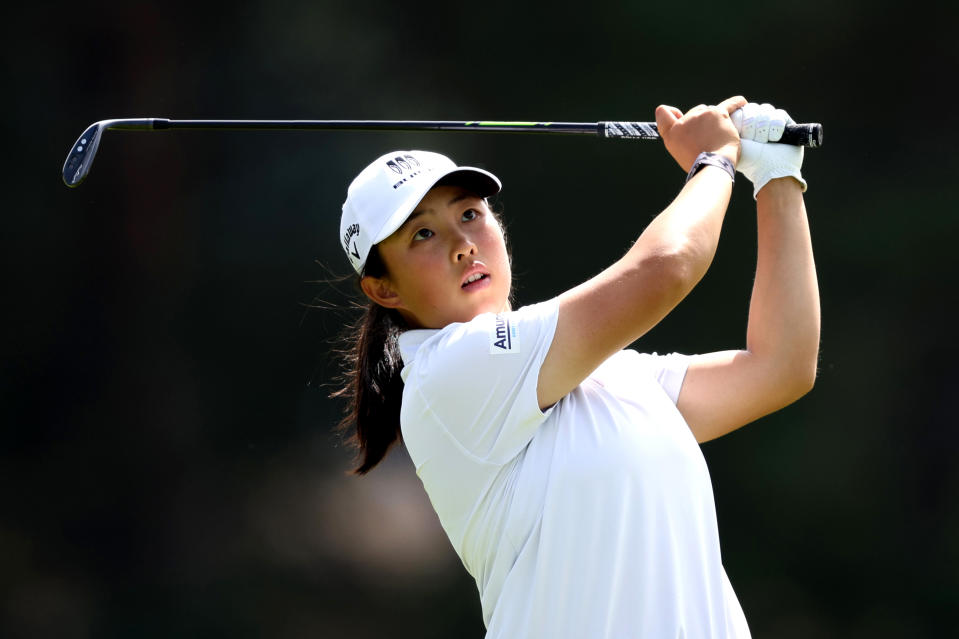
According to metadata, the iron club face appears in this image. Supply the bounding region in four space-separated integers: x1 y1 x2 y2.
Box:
62 119 163 187
62 121 106 188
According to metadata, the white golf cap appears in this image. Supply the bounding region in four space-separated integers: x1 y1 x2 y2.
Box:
340 150 501 274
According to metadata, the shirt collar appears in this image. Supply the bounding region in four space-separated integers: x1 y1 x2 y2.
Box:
398 328 439 365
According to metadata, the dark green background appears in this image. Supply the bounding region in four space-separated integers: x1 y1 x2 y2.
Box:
3 1 957 637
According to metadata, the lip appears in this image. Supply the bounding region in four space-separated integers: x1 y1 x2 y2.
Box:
460 262 490 289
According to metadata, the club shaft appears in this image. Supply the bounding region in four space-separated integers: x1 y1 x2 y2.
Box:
137 118 822 147
156 119 601 135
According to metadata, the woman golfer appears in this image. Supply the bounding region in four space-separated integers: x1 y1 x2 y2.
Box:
334 95 819 638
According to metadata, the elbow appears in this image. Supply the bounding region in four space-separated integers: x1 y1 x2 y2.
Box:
638 239 712 297
782 352 819 403
794 365 817 399
754 327 820 406
627 253 697 312
801 353 820 394
762 367 815 415
796 334 821 396
753 345 818 409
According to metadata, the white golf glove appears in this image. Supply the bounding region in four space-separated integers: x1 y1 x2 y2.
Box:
731 102 807 199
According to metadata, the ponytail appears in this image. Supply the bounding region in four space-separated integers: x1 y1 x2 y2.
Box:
331 247 406 474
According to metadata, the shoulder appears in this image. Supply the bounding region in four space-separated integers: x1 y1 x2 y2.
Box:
399 300 561 463
400 299 560 377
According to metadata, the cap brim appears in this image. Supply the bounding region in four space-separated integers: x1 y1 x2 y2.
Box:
371 166 502 245
434 167 501 198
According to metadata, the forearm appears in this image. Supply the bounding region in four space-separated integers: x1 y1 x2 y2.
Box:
625 166 733 289
538 99 743 409
560 166 732 350
542 168 732 409
746 178 820 391
621 97 742 294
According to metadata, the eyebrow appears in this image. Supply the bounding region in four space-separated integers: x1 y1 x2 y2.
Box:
400 192 478 233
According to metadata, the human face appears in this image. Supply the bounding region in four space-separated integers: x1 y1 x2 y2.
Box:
362 185 512 329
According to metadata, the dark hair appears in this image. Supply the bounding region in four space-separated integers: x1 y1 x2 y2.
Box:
331 246 406 475
332 195 510 475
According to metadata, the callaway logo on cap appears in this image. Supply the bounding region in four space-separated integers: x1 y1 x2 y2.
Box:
339 150 502 274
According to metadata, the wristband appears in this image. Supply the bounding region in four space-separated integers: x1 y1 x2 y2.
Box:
686 151 735 185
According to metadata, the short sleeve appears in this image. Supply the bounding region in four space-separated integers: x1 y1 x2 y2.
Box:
590 350 691 404
399 299 559 464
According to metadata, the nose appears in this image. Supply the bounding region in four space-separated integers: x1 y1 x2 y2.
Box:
451 229 477 262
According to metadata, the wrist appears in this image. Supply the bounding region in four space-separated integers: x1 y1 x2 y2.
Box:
686 151 735 185
756 176 804 201
717 143 739 168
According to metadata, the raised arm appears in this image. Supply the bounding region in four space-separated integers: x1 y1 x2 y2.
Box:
677 103 820 441
677 179 819 441
537 96 746 410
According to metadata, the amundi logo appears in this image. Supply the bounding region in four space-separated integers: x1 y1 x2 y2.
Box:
386 154 421 174
489 314 520 355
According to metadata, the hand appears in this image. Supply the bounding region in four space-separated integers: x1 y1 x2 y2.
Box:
731 102 807 199
656 95 746 172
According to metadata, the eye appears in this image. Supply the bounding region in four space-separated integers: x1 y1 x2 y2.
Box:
413 228 434 241
462 208 479 222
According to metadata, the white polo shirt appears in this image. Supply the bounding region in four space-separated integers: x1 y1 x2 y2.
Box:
398 299 750 639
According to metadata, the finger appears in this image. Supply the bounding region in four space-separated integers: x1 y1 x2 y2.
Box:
740 103 758 140
718 95 747 114
753 103 775 143
655 104 680 135
768 108 788 142
730 108 744 133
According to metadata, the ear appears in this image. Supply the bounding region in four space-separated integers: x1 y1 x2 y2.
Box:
360 275 405 310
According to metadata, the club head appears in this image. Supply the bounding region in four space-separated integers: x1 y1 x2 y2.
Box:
62 119 161 187
62 121 106 188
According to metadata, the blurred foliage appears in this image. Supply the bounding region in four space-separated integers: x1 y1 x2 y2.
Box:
2 0 957 637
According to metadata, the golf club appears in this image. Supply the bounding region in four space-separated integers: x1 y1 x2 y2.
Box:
62 118 824 188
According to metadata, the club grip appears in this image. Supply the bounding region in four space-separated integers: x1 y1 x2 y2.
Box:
780 123 823 148
602 121 823 148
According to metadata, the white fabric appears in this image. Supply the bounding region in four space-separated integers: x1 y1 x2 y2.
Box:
398 300 750 639
732 102 807 199
732 102 788 144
